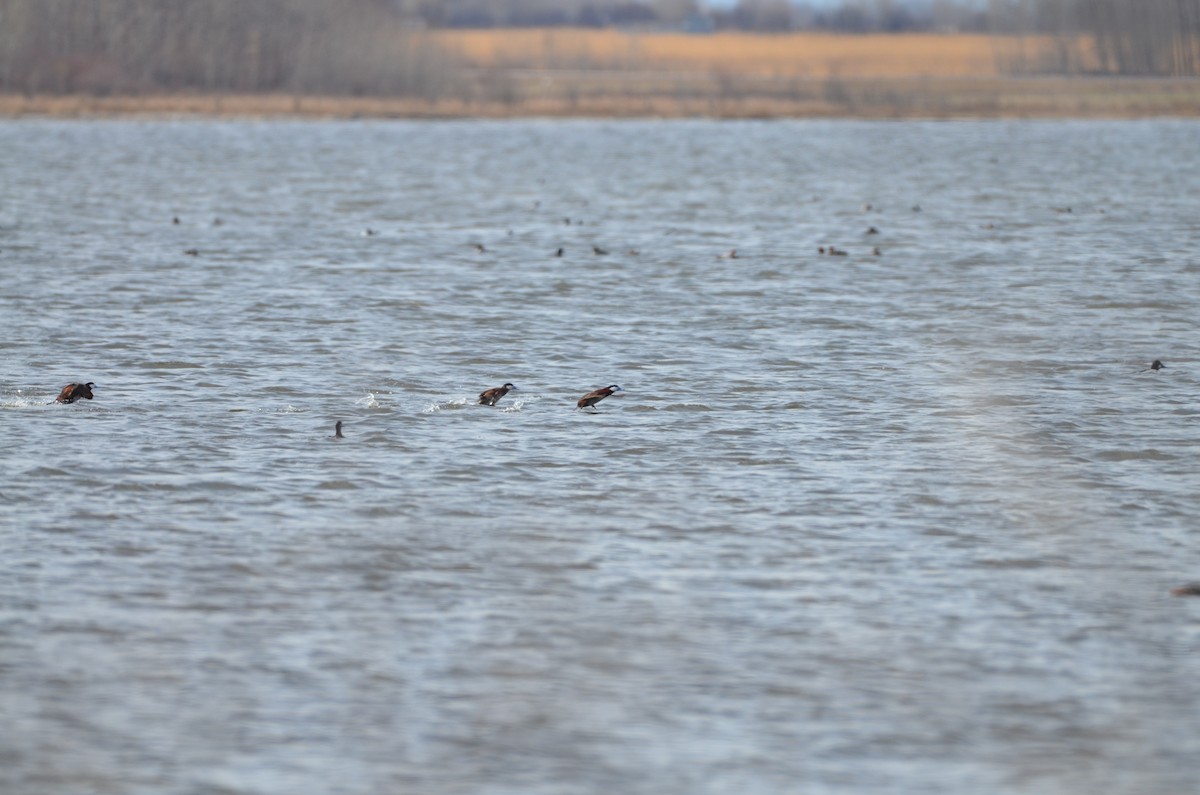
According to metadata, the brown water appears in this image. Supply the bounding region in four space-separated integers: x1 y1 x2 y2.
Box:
2 119 1199 794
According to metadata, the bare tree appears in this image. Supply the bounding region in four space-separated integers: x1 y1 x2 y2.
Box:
0 0 466 96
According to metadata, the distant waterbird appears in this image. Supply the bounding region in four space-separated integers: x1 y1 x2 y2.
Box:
1171 584 1200 597
1150 359 1165 371
577 384 622 411
592 245 608 256
479 383 517 406
333 420 344 439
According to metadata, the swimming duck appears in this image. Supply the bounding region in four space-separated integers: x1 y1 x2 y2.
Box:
1150 359 1165 371
577 384 622 410
55 382 95 404
479 383 517 406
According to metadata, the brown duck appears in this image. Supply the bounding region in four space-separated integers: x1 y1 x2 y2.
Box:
479 383 517 406
55 382 95 404
576 384 622 410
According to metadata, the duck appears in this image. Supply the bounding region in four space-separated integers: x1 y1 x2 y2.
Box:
55 382 95 404
479 383 517 406
333 421 344 439
577 384 622 411
1150 359 1165 371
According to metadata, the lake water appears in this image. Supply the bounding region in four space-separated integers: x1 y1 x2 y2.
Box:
2 118 1199 794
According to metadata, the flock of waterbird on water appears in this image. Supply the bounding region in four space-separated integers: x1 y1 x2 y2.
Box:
55 161 1200 591
53 379 622 411
52 360 1195 596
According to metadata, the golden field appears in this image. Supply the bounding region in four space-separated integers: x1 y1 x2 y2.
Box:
434 30 1083 78
3 30 1199 119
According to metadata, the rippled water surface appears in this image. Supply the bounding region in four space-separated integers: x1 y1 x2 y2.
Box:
2 119 1200 794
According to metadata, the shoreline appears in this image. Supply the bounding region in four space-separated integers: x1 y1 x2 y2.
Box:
3 79 1199 121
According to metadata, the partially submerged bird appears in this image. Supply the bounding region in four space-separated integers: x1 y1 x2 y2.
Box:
577 384 622 411
1150 359 1165 371
333 421 344 439
479 383 517 406
55 382 95 404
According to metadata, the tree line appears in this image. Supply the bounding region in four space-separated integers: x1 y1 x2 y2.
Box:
0 0 461 96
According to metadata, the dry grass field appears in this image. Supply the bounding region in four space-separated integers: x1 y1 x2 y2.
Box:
3 30 1198 118
435 30 1078 78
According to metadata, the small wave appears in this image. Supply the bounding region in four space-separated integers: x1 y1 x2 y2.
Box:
1 391 52 409
1094 448 1175 462
316 480 360 490
139 361 205 369
424 397 470 414
355 392 383 409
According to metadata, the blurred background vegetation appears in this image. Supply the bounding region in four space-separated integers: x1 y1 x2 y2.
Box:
0 0 1197 112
